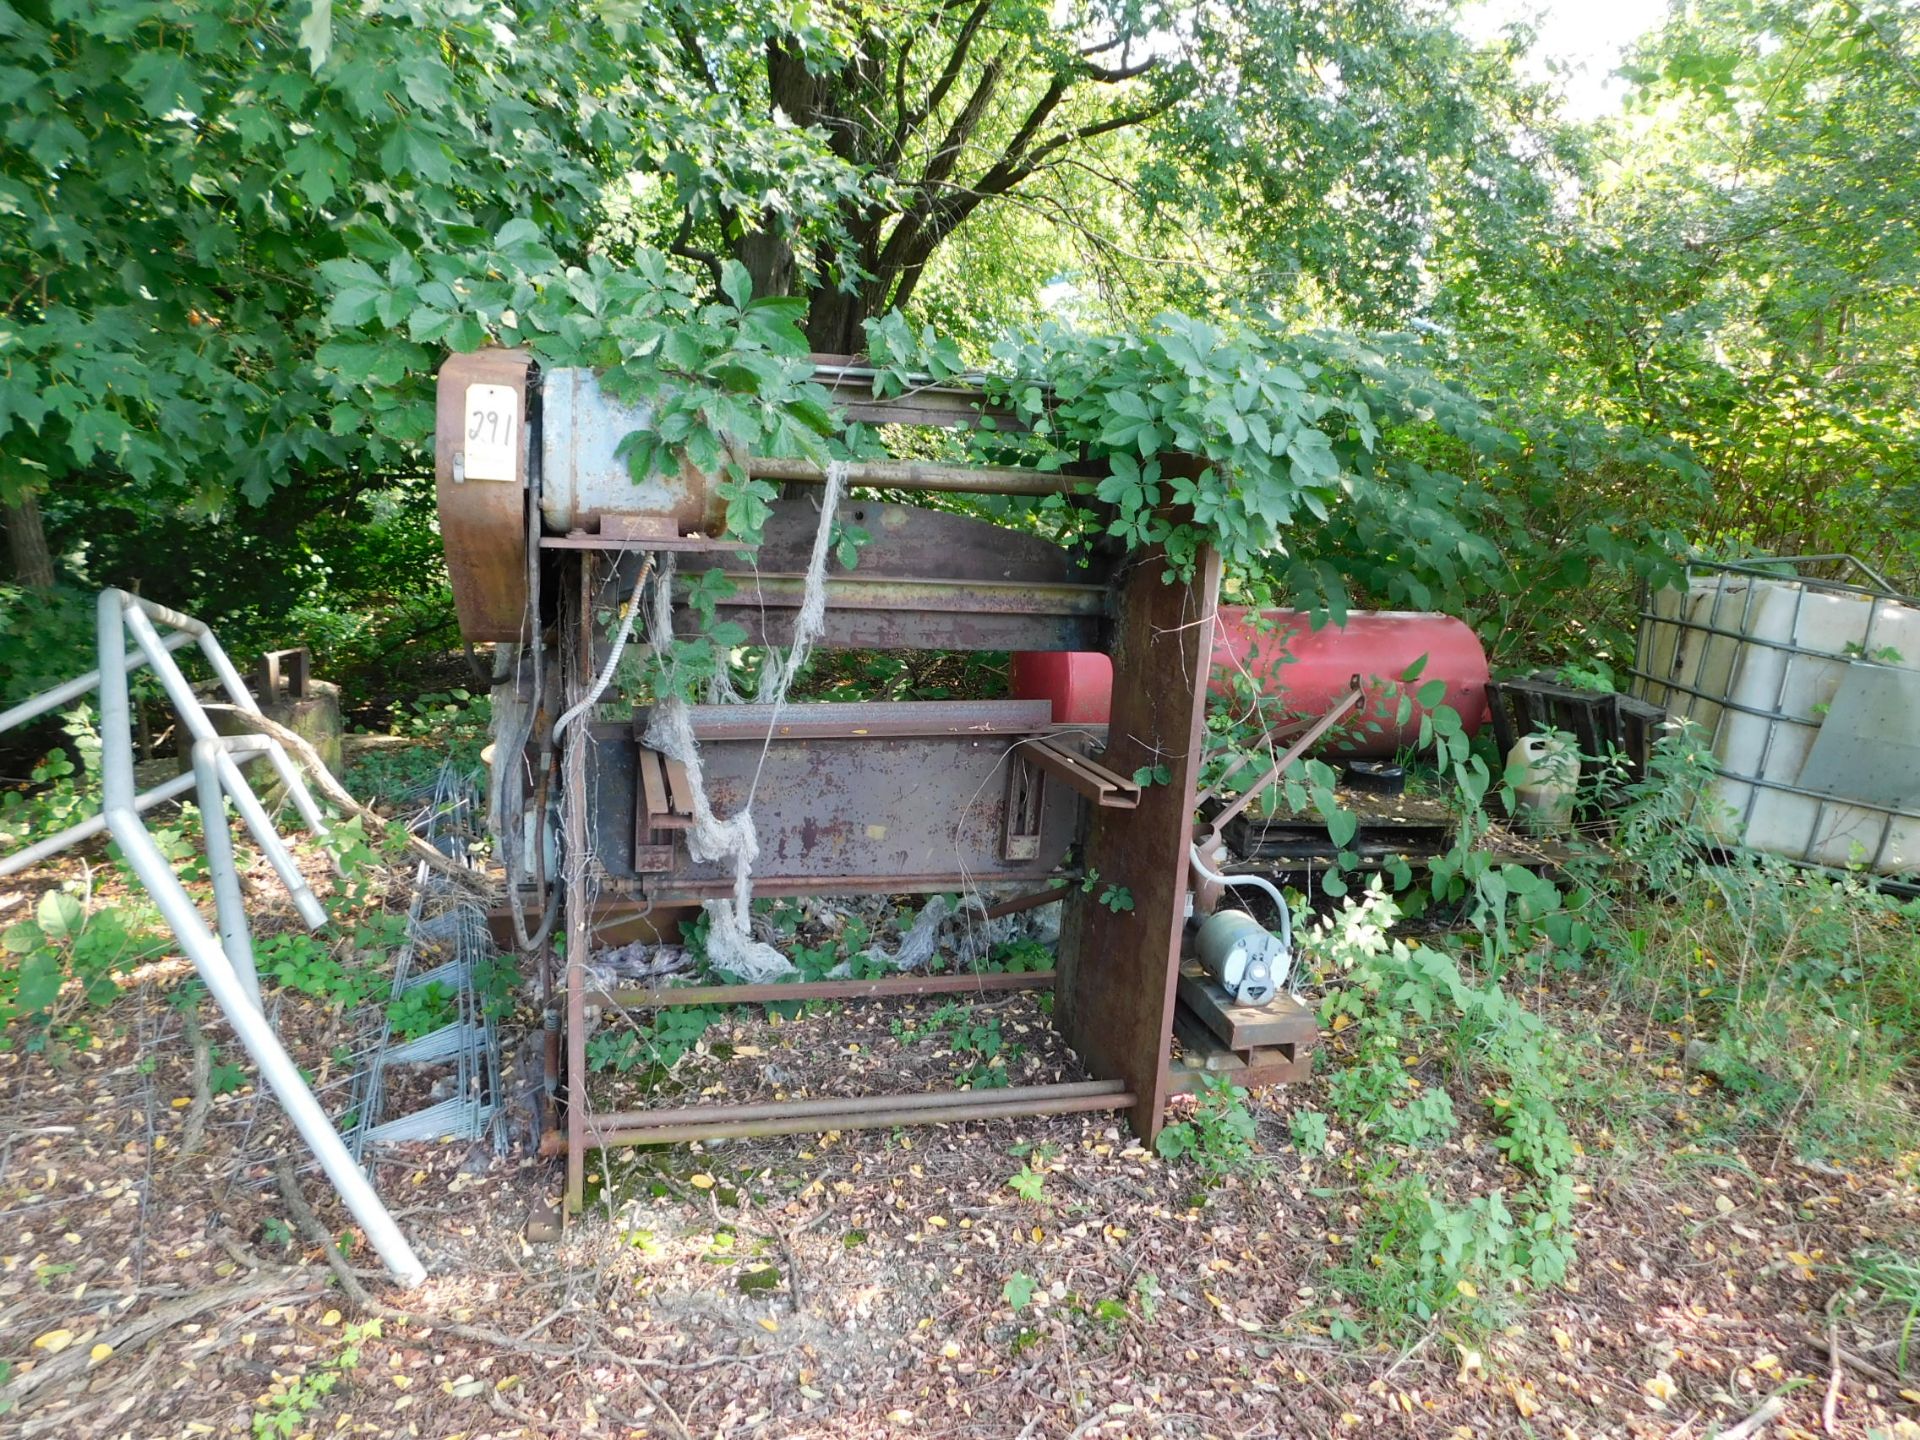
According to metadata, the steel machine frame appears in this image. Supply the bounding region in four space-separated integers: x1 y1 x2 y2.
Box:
436 350 1314 1211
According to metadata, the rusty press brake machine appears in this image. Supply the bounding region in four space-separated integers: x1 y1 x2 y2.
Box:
436 351 1319 1210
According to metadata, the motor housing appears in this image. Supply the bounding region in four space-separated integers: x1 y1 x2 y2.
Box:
1195 909 1285 1006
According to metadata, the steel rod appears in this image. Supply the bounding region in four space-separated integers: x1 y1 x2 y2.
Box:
746 455 1077 498
213 747 329 929
982 885 1071 919
193 739 262 1010
596 968 1055 1010
191 622 331 839
592 1078 1124 1133
0 625 196 733
0 767 201 877
574 1088 1135 1148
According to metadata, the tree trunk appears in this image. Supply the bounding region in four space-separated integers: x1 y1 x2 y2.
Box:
4 489 54 588
804 283 872 357
738 226 798 301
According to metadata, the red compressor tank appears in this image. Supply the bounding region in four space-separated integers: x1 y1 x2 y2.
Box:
1013 609 1491 756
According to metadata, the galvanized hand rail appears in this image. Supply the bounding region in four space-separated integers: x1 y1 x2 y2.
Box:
0 589 426 1287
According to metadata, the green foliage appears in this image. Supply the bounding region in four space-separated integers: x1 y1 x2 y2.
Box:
983 938 1053 974
260 931 381 1011
1288 1110 1331 1157
1007 1166 1047 1204
385 981 456 1042
316 234 839 556
0 736 88 852
251 1320 381 1440
1311 879 1577 1334
1001 1271 1038 1313
0 0 850 511
1 891 161 1046
586 1008 722 1074
470 953 523 1024
1155 1075 1258 1185
1439 0 1920 592
1845 1247 1920 1375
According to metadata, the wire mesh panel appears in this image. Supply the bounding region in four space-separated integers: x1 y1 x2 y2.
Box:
345 762 505 1157
1631 556 1920 875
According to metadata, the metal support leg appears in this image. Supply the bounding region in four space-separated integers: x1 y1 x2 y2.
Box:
212 746 328 929
193 738 263 1011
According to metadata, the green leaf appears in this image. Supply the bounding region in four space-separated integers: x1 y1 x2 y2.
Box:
299 0 333 72
1326 808 1358 849
35 890 80 948
15 950 61 1015
126 50 203 117
719 260 753 310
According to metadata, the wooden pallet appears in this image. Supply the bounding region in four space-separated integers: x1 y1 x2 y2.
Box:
1487 674 1666 785
1169 962 1316 1092
1224 789 1455 863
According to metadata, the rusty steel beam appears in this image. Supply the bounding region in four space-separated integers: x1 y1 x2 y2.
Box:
563 560 594 1213
746 455 1075 497
592 968 1054 1010
591 1078 1120 1132
983 884 1072 919
1021 740 1141 809
628 871 1074 902
565 1084 1135 1149
673 698 1053 742
1056 530 1223 1145
678 573 1107 618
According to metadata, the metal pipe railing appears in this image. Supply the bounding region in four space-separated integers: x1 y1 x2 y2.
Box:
0 589 426 1287
0 768 198 877
0 625 196 733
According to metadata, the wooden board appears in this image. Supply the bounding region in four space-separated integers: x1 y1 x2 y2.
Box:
1168 1017 1312 1091
1175 963 1317 1054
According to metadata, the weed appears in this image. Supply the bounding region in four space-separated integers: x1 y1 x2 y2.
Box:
1007 1166 1047 1203
1132 1270 1163 1323
587 1007 723 1073
209 1054 248 1096
1002 1271 1038 1312
1288 1110 1331 1155
259 931 381 1011
1 891 164 1049
1845 1246 1920 1373
252 1319 380 1439
1156 1075 1259 1184
385 981 456 1041
985 938 1053 973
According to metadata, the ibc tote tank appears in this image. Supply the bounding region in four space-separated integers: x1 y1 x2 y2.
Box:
1013 609 1492 757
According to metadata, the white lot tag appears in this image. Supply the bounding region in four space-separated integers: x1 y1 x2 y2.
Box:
461 383 520 481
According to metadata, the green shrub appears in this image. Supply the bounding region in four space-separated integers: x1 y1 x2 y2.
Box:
1156 1075 1260 1184
1 892 164 1048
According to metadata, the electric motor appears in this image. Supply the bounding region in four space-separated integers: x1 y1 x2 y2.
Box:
1195 909 1286 1006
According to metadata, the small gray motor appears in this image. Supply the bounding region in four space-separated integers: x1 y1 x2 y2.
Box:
1194 909 1287 1006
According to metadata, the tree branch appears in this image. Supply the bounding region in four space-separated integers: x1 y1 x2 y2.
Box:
1083 56 1160 82
888 0 996 167
668 11 718 95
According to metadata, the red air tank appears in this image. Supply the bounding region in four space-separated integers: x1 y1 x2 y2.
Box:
1013 609 1491 756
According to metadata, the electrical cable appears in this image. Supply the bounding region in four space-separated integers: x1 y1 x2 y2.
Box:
1188 842 1294 980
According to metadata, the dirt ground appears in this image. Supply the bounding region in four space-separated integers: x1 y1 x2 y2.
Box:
2 851 1918 1440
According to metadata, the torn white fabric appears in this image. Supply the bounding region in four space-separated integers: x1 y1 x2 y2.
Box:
642 465 849 981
